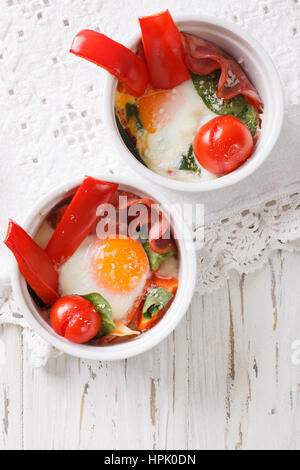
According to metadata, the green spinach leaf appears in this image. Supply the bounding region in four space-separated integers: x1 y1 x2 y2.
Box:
125 103 144 131
191 71 257 137
82 293 115 338
143 288 174 321
143 241 176 271
178 145 201 175
115 113 146 166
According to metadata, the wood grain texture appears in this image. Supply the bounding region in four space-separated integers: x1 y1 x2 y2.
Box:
1 251 300 450
0 325 23 450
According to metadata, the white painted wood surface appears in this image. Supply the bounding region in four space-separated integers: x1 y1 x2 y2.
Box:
1 249 300 450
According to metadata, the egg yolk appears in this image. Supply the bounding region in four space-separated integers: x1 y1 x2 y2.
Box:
138 89 184 134
92 237 149 294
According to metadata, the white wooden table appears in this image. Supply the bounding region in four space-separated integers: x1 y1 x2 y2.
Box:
1 249 299 450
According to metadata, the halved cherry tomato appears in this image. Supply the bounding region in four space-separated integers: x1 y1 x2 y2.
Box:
50 295 101 344
194 116 254 175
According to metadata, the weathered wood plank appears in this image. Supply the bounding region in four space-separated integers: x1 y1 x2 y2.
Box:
23 351 80 450
15 251 300 450
226 251 300 450
0 325 23 450
186 291 230 450
21 289 231 450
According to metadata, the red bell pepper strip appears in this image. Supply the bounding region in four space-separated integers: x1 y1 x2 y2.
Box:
137 275 179 331
152 274 179 295
56 204 69 226
46 177 118 266
4 220 59 306
125 279 152 326
70 30 149 98
139 10 190 90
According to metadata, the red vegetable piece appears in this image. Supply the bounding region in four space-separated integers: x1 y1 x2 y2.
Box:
125 280 151 326
194 116 254 175
50 295 100 344
152 274 179 295
70 30 149 97
139 10 190 90
4 220 59 306
46 177 118 266
56 204 69 226
137 274 178 331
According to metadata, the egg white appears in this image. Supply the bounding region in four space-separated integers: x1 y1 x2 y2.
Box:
137 80 218 183
58 236 149 322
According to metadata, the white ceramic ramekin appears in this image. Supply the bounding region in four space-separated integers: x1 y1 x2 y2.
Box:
8 176 196 361
105 15 284 193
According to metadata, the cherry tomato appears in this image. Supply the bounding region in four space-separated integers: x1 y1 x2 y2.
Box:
50 295 100 344
193 116 254 175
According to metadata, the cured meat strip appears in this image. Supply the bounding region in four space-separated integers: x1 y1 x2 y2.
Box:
181 33 263 110
111 190 176 254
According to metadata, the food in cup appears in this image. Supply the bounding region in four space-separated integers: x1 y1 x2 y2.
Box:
4 177 179 345
70 10 263 183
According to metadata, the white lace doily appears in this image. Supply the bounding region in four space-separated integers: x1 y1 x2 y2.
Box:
1 0 300 366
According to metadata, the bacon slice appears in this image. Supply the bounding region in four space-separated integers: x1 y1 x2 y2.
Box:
181 33 263 110
111 190 176 254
